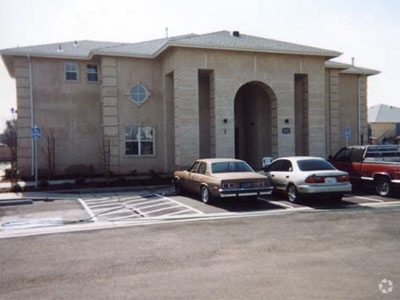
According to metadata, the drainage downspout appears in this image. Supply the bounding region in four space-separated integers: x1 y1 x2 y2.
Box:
358 75 361 145
28 54 34 176
353 57 362 145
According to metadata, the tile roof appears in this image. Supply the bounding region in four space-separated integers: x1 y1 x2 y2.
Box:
325 60 380 76
1 30 341 60
368 104 400 123
4 31 383 79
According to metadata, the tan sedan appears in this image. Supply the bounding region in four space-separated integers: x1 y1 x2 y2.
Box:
173 158 273 204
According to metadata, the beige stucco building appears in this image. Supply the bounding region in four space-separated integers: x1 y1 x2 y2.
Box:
1 31 379 177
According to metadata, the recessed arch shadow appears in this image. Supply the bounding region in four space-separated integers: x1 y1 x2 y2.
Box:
234 81 277 169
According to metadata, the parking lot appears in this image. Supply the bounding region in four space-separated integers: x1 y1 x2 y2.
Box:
79 186 399 220
1 185 400 235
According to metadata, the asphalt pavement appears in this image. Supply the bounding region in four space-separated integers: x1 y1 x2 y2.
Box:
1 204 399 300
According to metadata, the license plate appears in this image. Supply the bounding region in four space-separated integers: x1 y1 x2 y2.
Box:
241 182 252 188
325 177 337 184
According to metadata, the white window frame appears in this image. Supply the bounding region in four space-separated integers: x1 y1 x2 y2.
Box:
86 64 98 82
129 84 149 105
65 62 78 81
125 125 155 156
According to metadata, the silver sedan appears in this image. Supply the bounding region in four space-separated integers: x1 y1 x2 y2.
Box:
262 156 352 203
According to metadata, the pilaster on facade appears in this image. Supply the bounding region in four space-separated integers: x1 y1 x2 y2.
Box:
304 75 326 157
174 68 200 167
209 71 216 157
14 57 32 176
213 77 236 158
101 57 119 173
326 69 341 154
358 76 368 144
275 84 296 157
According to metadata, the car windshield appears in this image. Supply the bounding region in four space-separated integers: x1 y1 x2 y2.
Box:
297 159 335 171
211 161 254 173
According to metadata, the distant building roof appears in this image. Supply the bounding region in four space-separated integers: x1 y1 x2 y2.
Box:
368 104 400 123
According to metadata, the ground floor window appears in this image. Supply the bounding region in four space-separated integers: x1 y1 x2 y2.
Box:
125 126 154 155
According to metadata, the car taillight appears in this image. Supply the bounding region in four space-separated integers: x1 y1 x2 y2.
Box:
305 175 325 184
221 182 239 189
255 180 270 187
336 175 349 182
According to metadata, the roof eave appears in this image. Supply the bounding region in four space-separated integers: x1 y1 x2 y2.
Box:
340 68 380 76
153 42 341 59
1 54 15 78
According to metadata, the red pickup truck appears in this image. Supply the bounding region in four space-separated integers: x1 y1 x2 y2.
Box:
330 145 400 196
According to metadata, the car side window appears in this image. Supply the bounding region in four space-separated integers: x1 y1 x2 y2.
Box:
351 148 365 162
197 162 207 174
266 160 281 172
188 162 200 173
281 160 293 172
266 160 292 172
333 148 352 162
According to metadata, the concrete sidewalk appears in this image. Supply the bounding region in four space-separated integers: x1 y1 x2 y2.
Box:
0 191 91 231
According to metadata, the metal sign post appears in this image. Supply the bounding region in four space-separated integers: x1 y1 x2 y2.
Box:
31 126 41 189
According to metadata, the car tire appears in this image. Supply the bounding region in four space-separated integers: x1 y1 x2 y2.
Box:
174 179 182 195
375 176 392 197
201 186 213 204
287 184 299 203
330 194 343 202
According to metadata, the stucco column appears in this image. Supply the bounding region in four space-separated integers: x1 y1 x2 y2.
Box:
326 69 341 154
174 68 199 167
213 77 236 158
358 76 368 144
13 57 32 177
274 81 296 157
308 76 326 157
100 57 120 173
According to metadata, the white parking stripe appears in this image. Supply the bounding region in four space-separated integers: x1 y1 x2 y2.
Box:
96 208 133 216
90 202 123 209
267 200 296 209
143 204 183 214
77 198 98 222
352 195 384 202
155 194 205 215
78 192 205 221
257 197 296 209
138 202 171 211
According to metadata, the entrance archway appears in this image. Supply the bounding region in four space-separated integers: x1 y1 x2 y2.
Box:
234 81 276 169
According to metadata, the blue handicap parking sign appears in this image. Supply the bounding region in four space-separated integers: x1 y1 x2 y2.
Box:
31 126 41 140
344 126 351 137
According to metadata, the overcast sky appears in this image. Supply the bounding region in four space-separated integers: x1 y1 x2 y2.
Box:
0 0 399 132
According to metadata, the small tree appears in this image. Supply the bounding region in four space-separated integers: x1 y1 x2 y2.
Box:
1 119 18 185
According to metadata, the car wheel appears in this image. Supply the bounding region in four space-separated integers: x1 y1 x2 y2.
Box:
375 176 391 197
287 184 299 203
201 186 213 204
174 179 182 195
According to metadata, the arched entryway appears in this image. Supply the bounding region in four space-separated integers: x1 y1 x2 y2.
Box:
234 81 277 169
